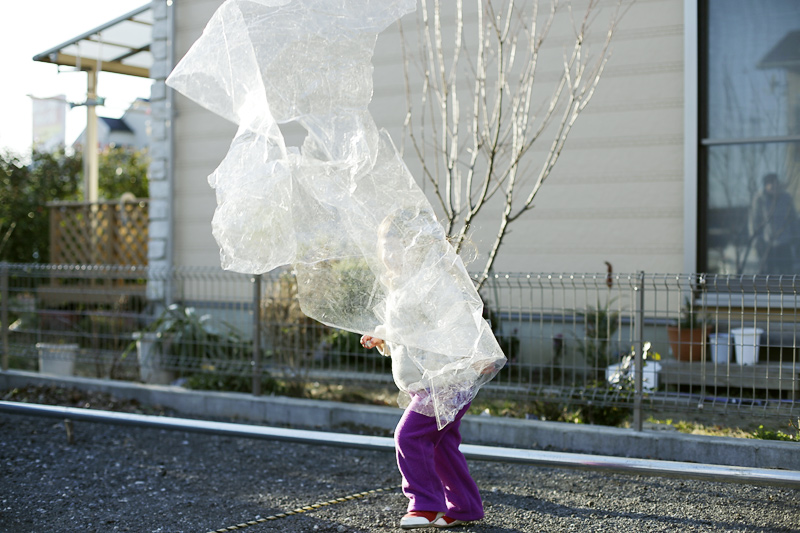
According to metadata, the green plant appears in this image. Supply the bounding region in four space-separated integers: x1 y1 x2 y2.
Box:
673 296 704 329
475 393 632 427
566 342 662 427
482 307 520 359
576 297 622 378
324 329 389 373
0 146 148 263
605 341 662 391
126 304 248 377
751 424 798 442
185 371 281 394
0 148 81 262
481 278 521 366
327 329 368 354
577 401 631 427
97 145 149 199
469 397 584 424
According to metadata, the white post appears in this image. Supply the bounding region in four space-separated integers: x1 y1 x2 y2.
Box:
85 69 99 204
683 0 699 273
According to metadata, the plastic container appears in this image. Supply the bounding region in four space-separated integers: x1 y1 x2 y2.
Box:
36 343 79 376
134 331 175 385
708 333 730 364
730 327 764 366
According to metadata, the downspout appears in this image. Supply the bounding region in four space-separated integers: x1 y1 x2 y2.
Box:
683 0 699 274
165 0 176 305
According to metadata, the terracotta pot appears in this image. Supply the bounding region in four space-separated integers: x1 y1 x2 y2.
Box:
666 326 706 362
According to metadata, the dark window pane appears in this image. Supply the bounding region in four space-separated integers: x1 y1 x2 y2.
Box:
705 142 800 274
706 0 800 140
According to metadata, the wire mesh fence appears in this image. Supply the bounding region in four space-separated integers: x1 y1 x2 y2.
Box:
1 263 797 424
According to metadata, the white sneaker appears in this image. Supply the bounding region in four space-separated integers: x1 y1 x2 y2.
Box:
434 515 468 528
400 511 445 529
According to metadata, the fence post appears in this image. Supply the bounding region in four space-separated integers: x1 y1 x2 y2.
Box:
633 271 645 432
252 274 262 396
1 263 8 372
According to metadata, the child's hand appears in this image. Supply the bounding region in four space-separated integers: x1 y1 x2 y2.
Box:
360 335 385 351
473 359 502 375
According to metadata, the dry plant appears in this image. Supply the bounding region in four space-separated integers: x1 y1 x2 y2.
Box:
400 0 631 287
261 272 329 394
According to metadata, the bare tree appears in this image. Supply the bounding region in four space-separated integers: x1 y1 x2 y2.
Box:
400 0 630 288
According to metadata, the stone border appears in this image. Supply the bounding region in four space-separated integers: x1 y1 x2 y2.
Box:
1 370 797 471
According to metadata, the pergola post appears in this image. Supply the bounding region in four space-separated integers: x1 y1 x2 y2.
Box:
85 69 99 204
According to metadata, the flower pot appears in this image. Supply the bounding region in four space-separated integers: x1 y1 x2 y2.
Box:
666 326 706 362
730 327 763 366
134 332 175 385
708 333 731 364
36 343 79 376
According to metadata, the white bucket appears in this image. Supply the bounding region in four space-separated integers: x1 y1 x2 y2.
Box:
36 343 79 376
730 328 763 366
605 361 661 391
708 333 730 364
134 332 174 385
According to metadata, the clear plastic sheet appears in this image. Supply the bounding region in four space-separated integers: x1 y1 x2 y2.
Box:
166 0 505 428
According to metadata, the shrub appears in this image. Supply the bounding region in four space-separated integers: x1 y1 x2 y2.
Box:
185 371 281 394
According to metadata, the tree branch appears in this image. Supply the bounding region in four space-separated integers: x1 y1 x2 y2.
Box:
400 0 630 282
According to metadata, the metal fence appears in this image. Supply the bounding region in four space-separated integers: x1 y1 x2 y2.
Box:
1 263 797 427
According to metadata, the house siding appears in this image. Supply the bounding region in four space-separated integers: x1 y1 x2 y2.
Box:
172 0 236 267
165 0 687 275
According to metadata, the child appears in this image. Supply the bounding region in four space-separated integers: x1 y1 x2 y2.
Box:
360 208 502 529
362 330 484 529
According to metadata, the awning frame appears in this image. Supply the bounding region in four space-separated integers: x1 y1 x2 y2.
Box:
33 4 153 79
31 3 153 204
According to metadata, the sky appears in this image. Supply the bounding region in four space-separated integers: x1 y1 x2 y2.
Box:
0 1 153 156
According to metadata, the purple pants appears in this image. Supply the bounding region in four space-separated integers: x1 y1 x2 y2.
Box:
394 396 484 521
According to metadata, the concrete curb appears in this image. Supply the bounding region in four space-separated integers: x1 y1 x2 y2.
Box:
1 370 797 470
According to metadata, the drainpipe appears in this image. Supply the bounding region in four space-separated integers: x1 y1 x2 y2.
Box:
683 0 699 274
165 0 176 305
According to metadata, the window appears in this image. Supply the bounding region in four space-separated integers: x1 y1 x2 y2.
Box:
700 0 800 275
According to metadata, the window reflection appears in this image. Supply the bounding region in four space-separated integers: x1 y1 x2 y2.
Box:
706 1 800 140
706 143 800 274
702 0 800 274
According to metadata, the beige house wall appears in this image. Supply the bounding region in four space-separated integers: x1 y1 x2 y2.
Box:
169 0 688 275
172 0 233 267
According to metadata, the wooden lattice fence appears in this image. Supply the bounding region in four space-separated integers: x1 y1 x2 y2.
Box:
48 199 149 266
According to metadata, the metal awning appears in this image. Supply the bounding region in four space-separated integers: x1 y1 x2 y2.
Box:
33 4 153 79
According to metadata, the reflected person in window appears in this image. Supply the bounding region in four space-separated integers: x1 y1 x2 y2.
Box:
749 173 799 274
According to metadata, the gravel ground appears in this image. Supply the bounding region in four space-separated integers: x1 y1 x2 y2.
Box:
1 388 799 532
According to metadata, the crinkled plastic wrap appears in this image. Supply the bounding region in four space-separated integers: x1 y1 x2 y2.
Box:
166 0 505 429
